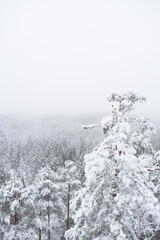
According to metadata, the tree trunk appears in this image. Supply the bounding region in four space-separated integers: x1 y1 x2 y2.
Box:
39 228 42 240
67 183 70 230
14 212 18 225
39 210 42 240
140 233 144 240
48 206 50 240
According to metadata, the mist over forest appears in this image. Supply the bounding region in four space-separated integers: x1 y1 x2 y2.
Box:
1 0 160 239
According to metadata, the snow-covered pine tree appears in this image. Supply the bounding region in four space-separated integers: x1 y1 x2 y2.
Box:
0 170 36 240
58 160 81 231
32 166 66 240
65 92 160 240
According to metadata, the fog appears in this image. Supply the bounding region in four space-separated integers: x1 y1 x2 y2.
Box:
0 0 160 115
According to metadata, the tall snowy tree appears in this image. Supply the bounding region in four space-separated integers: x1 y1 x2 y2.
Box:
0 170 36 240
65 92 160 240
58 160 81 231
32 166 66 240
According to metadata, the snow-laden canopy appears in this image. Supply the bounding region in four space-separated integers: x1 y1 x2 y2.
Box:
66 91 160 240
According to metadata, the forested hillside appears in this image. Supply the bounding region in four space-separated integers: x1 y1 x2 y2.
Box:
0 113 104 239
0 113 104 184
0 99 160 239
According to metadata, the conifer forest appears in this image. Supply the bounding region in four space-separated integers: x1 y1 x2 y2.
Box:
0 92 160 240
1 1 160 239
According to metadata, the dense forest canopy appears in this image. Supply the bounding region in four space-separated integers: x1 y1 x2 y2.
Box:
0 102 160 239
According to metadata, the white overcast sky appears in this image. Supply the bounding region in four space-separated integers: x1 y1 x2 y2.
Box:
0 0 160 115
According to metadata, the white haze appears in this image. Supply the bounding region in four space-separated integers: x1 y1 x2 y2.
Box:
0 0 160 116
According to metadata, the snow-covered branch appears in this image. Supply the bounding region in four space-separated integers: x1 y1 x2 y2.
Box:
81 123 100 130
147 167 160 171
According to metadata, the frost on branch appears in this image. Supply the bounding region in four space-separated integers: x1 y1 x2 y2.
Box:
81 123 100 130
82 91 146 135
130 116 156 155
107 92 146 114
